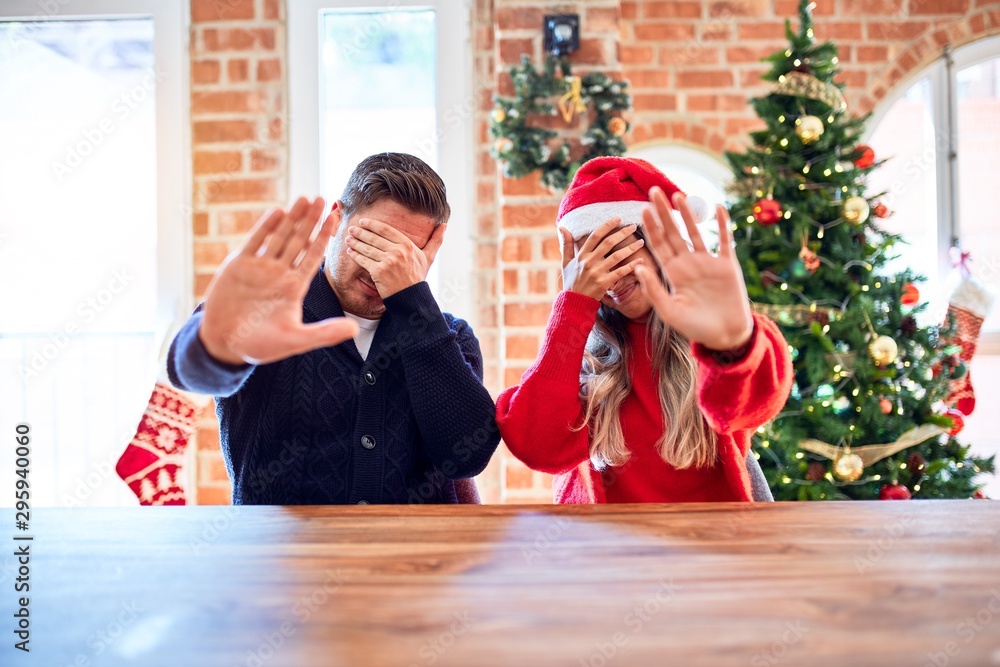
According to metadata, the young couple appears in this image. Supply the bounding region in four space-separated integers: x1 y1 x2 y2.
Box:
168 152 792 506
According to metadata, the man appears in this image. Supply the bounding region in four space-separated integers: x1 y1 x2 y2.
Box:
168 153 500 504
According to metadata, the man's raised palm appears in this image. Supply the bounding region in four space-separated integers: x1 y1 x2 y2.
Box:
199 197 358 365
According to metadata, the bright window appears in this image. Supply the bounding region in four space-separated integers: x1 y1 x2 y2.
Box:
289 0 473 320
320 9 438 194
955 55 1000 334
868 37 1000 336
867 78 940 292
869 37 1000 498
0 1 187 507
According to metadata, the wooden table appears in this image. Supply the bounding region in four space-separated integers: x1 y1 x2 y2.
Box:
4 502 1000 666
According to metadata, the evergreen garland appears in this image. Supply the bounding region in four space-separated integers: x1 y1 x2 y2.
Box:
489 54 632 191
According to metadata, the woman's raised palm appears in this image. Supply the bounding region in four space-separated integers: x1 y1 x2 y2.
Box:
634 189 754 352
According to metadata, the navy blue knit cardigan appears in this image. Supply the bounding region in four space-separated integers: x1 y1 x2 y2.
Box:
167 270 500 505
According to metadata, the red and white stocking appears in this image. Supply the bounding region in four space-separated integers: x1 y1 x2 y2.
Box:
943 277 995 416
115 381 197 505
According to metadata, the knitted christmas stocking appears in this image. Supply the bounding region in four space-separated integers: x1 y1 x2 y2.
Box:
943 277 995 416
115 381 197 505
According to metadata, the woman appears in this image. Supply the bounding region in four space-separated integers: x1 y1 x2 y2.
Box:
496 157 792 503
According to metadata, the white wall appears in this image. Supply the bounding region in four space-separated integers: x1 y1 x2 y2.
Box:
964 352 1000 497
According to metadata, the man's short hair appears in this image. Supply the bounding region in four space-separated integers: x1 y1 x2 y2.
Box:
340 152 450 225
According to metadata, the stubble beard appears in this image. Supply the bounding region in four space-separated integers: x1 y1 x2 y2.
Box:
325 237 386 319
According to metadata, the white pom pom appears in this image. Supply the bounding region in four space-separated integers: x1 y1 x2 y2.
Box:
685 195 711 223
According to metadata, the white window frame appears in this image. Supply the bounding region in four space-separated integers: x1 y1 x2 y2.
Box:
288 0 474 322
866 35 1000 352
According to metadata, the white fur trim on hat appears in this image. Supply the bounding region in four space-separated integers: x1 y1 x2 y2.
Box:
558 196 710 240
558 200 649 240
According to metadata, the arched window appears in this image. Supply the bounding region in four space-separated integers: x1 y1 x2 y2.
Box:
868 36 1000 339
868 36 1000 497
627 143 731 247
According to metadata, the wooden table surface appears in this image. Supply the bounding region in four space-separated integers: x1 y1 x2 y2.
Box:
4 501 1000 666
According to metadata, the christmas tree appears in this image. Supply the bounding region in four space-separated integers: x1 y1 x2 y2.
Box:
725 0 995 500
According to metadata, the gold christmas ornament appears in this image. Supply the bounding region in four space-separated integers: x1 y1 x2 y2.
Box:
558 76 587 123
491 107 506 123
773 71 848 111
796 115 825 144
869 335 898 366
832 452 864 482
843 196 870 224
608 117 627 137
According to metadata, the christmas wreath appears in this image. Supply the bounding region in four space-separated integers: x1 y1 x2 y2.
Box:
489 54 632 191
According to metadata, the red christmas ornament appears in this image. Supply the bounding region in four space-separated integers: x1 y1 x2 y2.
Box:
879 397 893 414
901 283 920 307
942 408 965 436
879 482 912 500
973 489 988 499
753 198 783 226
874 202 889 218
799 246 820 274
854 145 876 169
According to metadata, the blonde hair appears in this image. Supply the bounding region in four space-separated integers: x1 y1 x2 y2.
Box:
578 301 717 471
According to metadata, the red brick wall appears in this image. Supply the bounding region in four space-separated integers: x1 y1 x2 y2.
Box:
189 0 287 505
472 0 505 502
187 0 1000 504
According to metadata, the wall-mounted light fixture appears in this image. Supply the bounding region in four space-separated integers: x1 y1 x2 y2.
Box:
543 14 579 56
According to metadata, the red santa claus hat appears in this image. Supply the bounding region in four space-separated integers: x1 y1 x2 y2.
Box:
556 156 709 240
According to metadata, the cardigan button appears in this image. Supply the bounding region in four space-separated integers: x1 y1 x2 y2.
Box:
363 371 376 385
361 435 376 450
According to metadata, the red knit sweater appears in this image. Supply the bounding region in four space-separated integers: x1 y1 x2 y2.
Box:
496 291 793 503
